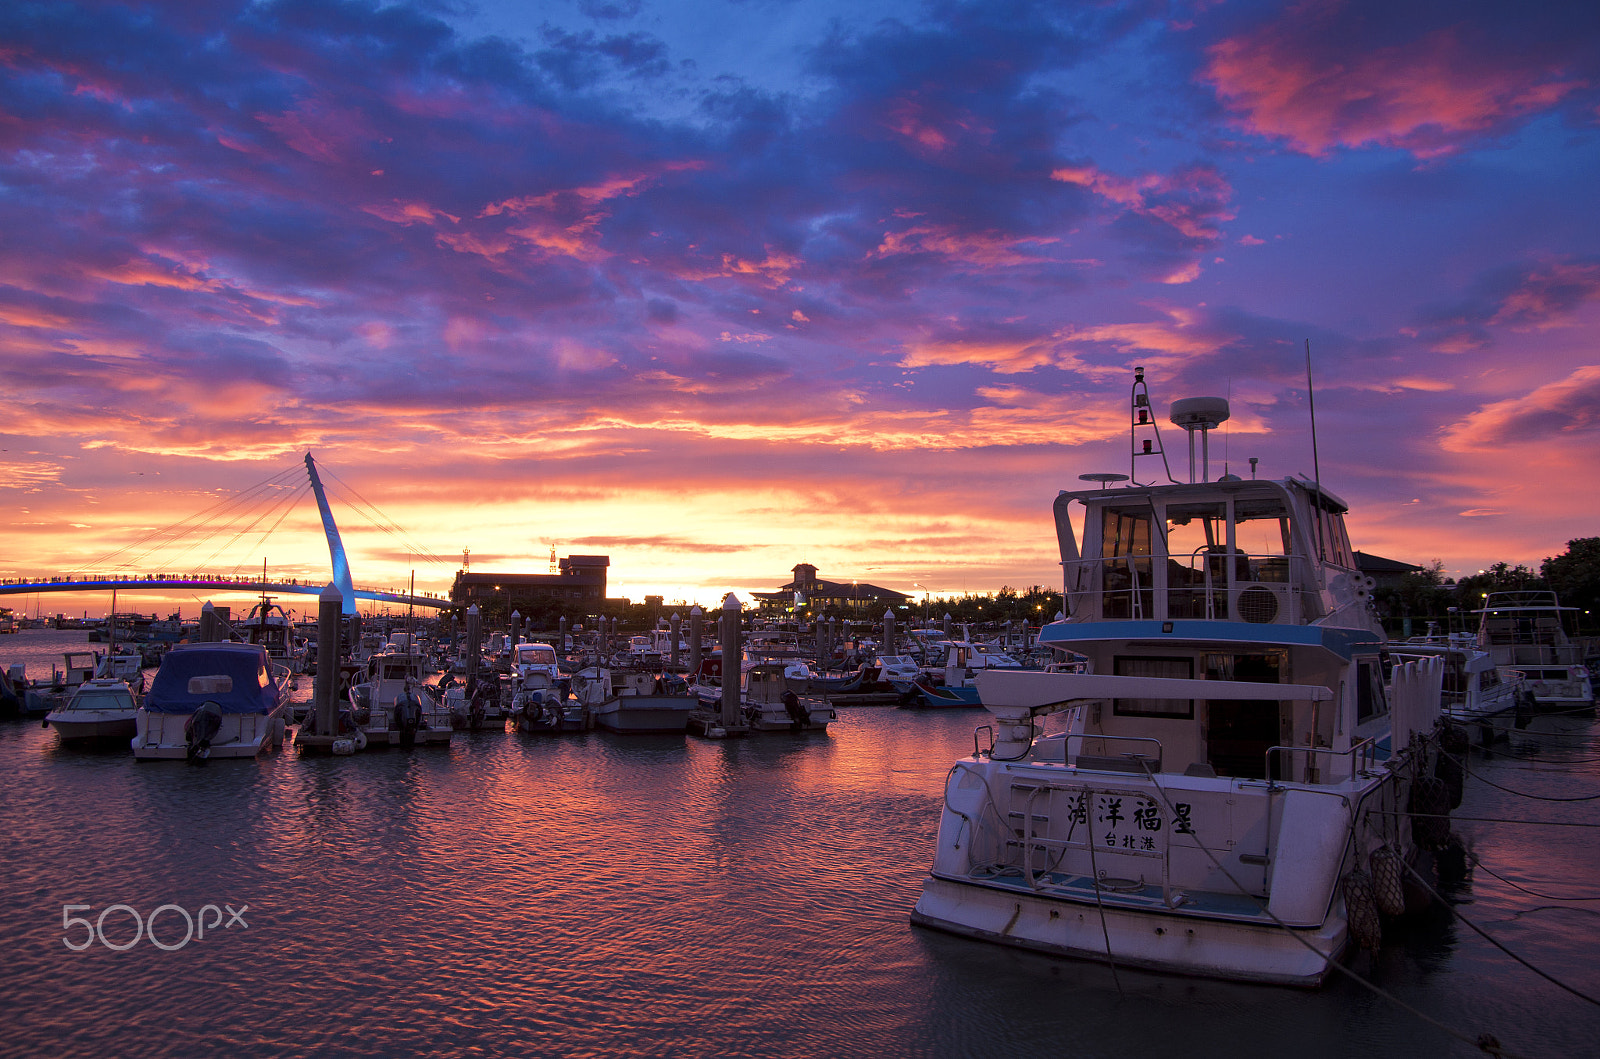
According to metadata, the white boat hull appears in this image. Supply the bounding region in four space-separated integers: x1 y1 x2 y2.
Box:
911 875 1344 987
132 709 285 760
46 712 137 740
595 695 695 733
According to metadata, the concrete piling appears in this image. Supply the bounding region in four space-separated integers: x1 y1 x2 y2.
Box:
689 606 703 679
314 583 342 737
466 604 481 688
720 593 741 729
882 608 896 658
669 612 681 671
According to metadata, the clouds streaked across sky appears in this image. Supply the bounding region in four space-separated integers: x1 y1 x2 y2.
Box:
1 0 1597 609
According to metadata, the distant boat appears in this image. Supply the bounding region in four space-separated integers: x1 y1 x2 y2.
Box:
1474 590 1594 712
1390 629 1528 743
133 642 289 760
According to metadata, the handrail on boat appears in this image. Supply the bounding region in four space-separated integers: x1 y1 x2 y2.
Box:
1264 737 1377 785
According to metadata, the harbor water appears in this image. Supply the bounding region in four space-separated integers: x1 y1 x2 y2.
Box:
3 629 1598 1058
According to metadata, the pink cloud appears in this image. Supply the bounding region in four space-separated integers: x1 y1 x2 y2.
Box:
1051 162 1234 242
1203 7 1588 157
1442 364 1600 450
874 225 1058 267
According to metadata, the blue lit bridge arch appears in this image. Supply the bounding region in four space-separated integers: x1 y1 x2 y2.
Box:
4 452 457 613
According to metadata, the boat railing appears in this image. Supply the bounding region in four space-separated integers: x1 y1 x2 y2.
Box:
1264 737 1378 785
1064 553 1309 624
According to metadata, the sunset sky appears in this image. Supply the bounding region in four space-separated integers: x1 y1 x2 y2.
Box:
2 0 1598 617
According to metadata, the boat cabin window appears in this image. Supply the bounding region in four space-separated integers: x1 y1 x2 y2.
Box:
1112 656 1193 718
1101 508 1154 619
1356 659 1387 723
189 676 232 694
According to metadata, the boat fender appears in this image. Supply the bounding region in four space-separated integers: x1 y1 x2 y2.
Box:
1433 750 1464 810
1409 776 1451 850
1438 723 1469 756
1341 869 1382 952
1369 846 1406 917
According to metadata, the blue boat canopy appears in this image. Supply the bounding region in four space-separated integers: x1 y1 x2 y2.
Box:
144 642 281 715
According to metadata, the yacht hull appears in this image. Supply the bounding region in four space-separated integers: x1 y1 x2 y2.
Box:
911 875 1344 987
132 710 285 760
46 713 137 740
595 695 695 732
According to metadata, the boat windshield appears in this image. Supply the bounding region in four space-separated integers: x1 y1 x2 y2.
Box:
68 687 136 711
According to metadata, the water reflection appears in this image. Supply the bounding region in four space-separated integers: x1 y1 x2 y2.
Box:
0 645 1597 1057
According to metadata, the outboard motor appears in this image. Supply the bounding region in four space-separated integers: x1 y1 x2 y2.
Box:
185 701 224 761
394 686 422 748
0 668 21 720
782 690 807 731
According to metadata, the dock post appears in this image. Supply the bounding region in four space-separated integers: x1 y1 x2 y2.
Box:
510 610 521 648
200 600 217 643
669 612 681 671
882 608 896 659
559 615 567 652
466 604 481 688
814 618 825 669
943 612 952 639
313 583 342 737
689 606 703 681
720 593 741 729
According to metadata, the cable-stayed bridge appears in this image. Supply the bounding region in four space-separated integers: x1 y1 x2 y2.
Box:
0 574 448 610
4 453 456 613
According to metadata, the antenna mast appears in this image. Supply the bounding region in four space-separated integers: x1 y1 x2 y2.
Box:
1306 339 1326 563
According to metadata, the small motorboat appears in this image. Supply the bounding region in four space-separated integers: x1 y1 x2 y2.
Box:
44 677 140 741
133 642 289 760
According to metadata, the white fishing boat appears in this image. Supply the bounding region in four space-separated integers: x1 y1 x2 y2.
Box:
1389 629 1526 742
1474 591 1594 712
44 677 140 741
698 661 834 731
133 642 289 760
347 634 454 747
22 651 101 717
594 668 696 732
911 375 1445 986
507 641 587 732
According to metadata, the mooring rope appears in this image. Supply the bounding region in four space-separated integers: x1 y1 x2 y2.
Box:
1133 761 1523 1058
1468 852 1600 902
1400 858 1600 1009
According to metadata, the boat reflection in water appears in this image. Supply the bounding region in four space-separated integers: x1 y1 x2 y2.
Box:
913 376 1446 986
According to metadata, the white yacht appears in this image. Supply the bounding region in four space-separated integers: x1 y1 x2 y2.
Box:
1474 591 1594 712
133 642 289 760
911 376 1445 986
45 678 140 741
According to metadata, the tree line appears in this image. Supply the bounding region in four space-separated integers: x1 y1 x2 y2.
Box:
1376 537 1600 636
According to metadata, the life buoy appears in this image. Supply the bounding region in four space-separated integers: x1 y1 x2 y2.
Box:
353 730 368 751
